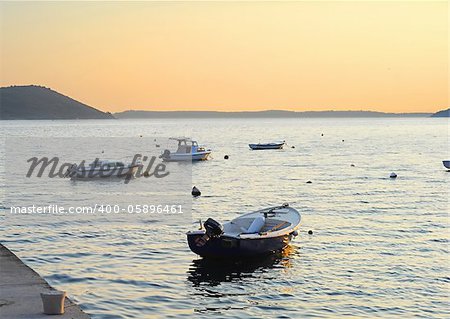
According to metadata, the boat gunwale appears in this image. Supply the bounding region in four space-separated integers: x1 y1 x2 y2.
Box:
187 206 301 240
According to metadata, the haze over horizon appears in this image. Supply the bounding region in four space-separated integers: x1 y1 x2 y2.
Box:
0 1 447 113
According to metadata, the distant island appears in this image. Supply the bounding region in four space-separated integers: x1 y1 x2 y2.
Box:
431 108 449 117
1 85 447 120
115 110 432 119
0 85 114 120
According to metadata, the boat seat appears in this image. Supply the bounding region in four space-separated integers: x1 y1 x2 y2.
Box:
261 219 291 232
242 216 265 234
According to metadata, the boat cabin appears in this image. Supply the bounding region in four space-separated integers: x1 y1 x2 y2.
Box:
171 138 202 154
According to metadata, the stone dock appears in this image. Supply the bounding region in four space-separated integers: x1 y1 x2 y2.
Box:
0 244 90 318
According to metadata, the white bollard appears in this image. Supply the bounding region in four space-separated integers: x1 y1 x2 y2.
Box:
41 291 66 315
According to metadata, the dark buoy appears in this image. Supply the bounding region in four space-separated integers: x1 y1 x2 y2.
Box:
192 186 201 197
321 133 324 136
390 172 397 179
140 135 143 138
306 180 312 184
101 150 104 153
308 230 313 235
342 139 345 142
224 155 229 159
291 146 295 149
351 164 355 167
156 144 160 148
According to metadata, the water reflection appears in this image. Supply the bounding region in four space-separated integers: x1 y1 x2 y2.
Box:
187 246 296 287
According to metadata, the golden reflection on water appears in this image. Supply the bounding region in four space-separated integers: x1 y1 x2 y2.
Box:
187 245 297 288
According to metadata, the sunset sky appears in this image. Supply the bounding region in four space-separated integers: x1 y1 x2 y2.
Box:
0 1 447 113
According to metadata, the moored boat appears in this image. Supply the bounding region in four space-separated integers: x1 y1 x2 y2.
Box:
66 160 142 179
187 204 301 258
160 138 211 162
249 141 285 150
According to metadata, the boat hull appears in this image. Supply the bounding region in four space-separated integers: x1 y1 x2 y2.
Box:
70 165 140 179
443 160 450 169
249 143 284 150
162 151 211 162
187 232 294 258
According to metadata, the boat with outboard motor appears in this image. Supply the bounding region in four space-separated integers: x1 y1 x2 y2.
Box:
160 138 211 162
66 160 142 179
187 204 301 258
249 141 285 150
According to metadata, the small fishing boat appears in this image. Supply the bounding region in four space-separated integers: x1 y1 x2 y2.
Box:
187 204 301 258
443 160 450 169
160 138 211 162
249 141 285 150
66 160 142 179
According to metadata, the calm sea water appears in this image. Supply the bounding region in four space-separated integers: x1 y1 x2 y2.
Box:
0 118 449 318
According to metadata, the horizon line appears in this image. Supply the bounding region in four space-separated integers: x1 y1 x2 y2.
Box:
115 109 435 114
1 85 446 114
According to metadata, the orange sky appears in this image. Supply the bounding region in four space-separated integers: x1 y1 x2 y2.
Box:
0 1 447 113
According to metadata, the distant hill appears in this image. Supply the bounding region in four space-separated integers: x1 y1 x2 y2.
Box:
115 110 431 119
431 108 449 117
0 85 114 120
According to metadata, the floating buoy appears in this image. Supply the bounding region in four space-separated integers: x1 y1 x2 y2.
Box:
306 180 312 184
224 155 229 159
101 150 104 153
390 172 397 178
154 139 157 142
291 146 295 149
140 135 143 138
342 139 345 142
192 186 201 197
321 133 324 136
351 164 355 167
308 230 313 235
156 144 160 148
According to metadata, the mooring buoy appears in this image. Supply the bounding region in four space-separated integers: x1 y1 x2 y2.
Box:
390 172 397 178
224 155 229 159
192 186 201 197
306 181 312 184
308 230 313 235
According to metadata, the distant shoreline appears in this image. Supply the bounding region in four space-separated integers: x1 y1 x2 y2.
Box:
114 110 433 119
1 85 448 120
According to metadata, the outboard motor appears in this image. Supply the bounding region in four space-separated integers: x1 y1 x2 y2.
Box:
159 149 170 159
64 164 77 178
195 218 223 247
204 218 223 238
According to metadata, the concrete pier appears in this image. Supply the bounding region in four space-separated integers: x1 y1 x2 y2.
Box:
0 244 90 318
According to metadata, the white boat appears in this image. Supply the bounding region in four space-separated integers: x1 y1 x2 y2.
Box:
66 160 142 179
160 138 211 162
187 204 301 258
443 160 450 169
249 141 285 150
